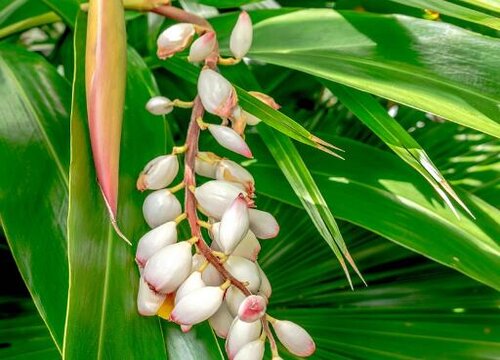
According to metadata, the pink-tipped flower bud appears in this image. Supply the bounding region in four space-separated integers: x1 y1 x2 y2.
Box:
219 194 250 254
209 302 233 339
257 264 272 299
198 69 238 118
225 285 246 317
157 23 195 59
271 320 316 357
188 31 216 63
225 256 261 292
208 124 253 158
135 221 177 268
237 295 266 323
226 318 262 360
195 151 221 178
137 276 166 316
181 325 192 333
137 154 179 191
234 339 265 360
170 286 224 325
248 91 280 110
175 271 205 305
143 241 193 294
194 180 247 219
146 96 174 115
213 224 260 261
249 209 279 239
216 159 254 194
142 189 182 228
229 11 253 59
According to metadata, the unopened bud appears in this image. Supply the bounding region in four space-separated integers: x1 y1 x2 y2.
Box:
229 11 253 59
219 194 250 254
208 124 253 158
226 318 262 360
146 96 174 115
209 302 233 339
175 271 206 304
157 23 195 59
194 180 247 219
170 286 224 325
234 339 265 360
225 286 246 316
188 31 216 63
191 253 205 272
137 276 166 316
243 110 261 126
181 324 192 333
142 189 182 228
225 256 261 292
237 295 266 323
137 155 179 191
198 69 238 118
202 263 224 286
143 241 193 294
271 320 316 357
213 224 260 261
136 221 177 268
249 209 279 239
257 264 272 299
195 151 221 178
248 91 280 110
216 159 254 193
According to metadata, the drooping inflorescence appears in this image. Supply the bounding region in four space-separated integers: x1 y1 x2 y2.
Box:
135 10 315 359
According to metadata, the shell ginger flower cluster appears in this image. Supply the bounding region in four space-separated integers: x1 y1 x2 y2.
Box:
134 10 315 359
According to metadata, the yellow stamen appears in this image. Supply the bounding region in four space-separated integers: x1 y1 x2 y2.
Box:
218 57 241 66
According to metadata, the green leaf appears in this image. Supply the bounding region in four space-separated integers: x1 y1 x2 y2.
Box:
0 0 59 39
247 9 500 138
164 322 224 359
245 134 500 290
42 0 79 27
63 12 167 358
193 0 261 8
455 0 500 14
0 44 70 351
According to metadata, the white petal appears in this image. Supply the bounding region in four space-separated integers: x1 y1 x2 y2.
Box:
188 31 216 62
202 263 224 286
191 253 205 272
219 194 249 254
146 96 173 115
171 286 224 325
229 11 253 59
157 23 195 59
243 110 261 126
237 295 266 323
216 159 254 190
136 221 177 268
137 276 166 316
225 285 246 317
175 271 206 304
234 339 264 360
257 264 272 299
198 69 237 117
225 256 261 293
195 180 247 219
272 320 316 357
225 318 261 360
138 155 179 191
248 209 279 239
195 151 221 178
231 230 260 261
143 242 192 294
142 189 182 228
208 125 253 159
209 302 234 339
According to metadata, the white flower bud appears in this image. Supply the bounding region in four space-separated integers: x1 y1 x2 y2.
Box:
219 194 249 254
229 11 253 59
137 276 166 316
195 151 221 178
209 302 233 339
225 256 261 293
146 96 174 115
137 155 179 191
198 69 238 118
170 286 224 325
202 263 224 286
181 325 192 333
271 320 316 357
243 110 261 126
143 241 192 294
191 253 205 272
175 271 205 304
188 31 216 63
234 339 265 360
135 221 177 268
213 224 260 261
257 264 272 299
208 124 253 159
142 189 182 228
226 318 262 360
157 23 195 59
194 180 247 219
249 209 279 239
225 286 246 317
237 295 266 323
216 159 254 193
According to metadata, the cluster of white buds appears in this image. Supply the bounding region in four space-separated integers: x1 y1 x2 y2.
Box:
135 9 315 359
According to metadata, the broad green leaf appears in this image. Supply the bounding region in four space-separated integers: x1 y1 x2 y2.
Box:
42 0 79 27
164 322 224 359
387 0 500 30
246 9 500 138
245 134 500 290
0 44 70 351
63 12 166 358
456 0 500 14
